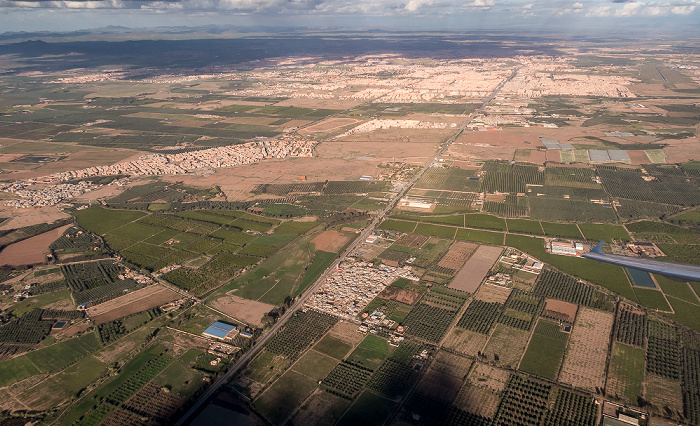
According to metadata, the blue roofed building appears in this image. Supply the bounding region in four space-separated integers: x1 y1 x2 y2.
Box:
202 321 238 341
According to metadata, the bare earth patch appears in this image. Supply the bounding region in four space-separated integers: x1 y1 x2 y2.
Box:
438 241 477 270
209 294 274 327
443 327 489 357
378 286 421 305
311 230 350 253
475 283 512 304
559 306 614 392
543 299 578 323
450 245 503 293
0 225 70 266
327 321 366 346
87 285 181 324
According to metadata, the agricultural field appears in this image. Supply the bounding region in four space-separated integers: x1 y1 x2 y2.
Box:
559 307 614 392
492 375 551 426
518 319 569 381
481 323 530 368
454 363 509 419
606 343 645 404
2 36 700 426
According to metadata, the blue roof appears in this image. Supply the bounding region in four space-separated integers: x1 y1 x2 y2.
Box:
203 327 229 339
211 321 236 332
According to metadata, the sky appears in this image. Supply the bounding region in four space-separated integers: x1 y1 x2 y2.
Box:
0 0 699 34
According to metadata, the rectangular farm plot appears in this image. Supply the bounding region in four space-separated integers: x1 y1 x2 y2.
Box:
292 350 340 382
481 324 530 368
310 230 351 253
518 319 569 381
430 351 474 379
454 363 509 419
606 343 645 404
87 285 181 324
475 283 512 304
253 370 318 425
414 368 464 404
645 372 684 415
288 389 350 426
443 327 490 357
449 245 503 293
455 228 504 245
435 241 478 274
559 306 614 392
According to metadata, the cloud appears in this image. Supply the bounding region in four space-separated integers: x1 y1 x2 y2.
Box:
671 4 695 13
465 0 494 9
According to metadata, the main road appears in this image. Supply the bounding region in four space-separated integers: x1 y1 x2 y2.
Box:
175 66 520 425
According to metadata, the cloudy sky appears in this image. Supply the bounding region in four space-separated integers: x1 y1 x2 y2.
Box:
0 0 698 33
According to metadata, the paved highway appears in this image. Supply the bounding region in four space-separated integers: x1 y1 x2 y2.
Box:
175 66 520 425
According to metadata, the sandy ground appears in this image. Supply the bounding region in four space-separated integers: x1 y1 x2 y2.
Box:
87 285 182 324
0 206 70 231
456 130 543 147
316 141 438 164
544 299 578 323
445 143 519 163
161 156 382 201
72 184 127 203
311 230 351 253
449 245 503 293
209 293 274 327
336 128 455 144
663 138 700 163
0 225 70 266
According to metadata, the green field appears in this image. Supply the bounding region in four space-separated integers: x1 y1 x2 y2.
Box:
518 319 568 381
506 218 544 235
541 221 583 239
414 223 457 239
25 333 101 373
654 274 700 303
578 223 631 242
295 251 339 297
378 219 417 233
313 335 354 360
274 221 319 235
229 231 318 304
633 288 671 311
253 370 319 425
0 353 41 387
464 214 507 231
455 228 504 245
666 297 700 332
608 343 645 403
337 390 397 426
674 210 700 222
347 335 389 370
292 350 341 381
74 207 146 235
